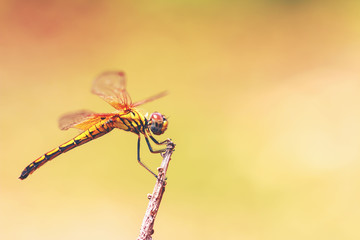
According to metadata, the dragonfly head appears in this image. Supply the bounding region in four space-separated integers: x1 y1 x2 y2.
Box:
148 112 168 135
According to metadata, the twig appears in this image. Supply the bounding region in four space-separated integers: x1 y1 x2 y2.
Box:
137 140 175 240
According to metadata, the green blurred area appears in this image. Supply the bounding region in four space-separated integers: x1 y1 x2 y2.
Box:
1 1 360 239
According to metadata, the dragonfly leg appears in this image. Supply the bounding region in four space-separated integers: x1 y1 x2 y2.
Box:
137 135 158 178
144 135 167 153
146 129 171 145
144 130 168 152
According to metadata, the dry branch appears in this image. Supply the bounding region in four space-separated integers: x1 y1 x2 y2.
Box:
137 140 175 240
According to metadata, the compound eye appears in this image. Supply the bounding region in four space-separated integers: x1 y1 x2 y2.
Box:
149 112 167 135
150 112 164 122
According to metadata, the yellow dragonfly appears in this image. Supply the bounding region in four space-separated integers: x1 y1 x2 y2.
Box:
19 71 170 180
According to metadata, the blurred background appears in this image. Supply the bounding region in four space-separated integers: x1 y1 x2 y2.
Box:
1 0 360 239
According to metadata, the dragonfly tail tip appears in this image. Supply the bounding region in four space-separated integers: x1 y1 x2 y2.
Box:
18 173 28 180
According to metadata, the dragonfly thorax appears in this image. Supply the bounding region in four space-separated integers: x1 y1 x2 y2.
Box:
148 112 168 135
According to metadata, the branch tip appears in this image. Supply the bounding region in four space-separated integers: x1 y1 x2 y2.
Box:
137 140 175 240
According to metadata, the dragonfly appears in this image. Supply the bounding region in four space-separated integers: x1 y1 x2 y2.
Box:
19 71 170 180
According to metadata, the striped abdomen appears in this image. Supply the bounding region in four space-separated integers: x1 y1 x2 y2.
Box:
19 120 113 180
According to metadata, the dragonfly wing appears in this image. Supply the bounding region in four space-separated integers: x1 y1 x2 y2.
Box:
59 110 113 131
91 71 132 110
133 91 167 107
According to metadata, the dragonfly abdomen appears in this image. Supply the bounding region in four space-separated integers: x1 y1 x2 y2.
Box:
19 121 113 180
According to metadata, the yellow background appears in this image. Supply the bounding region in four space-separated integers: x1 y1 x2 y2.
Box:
1 1 360 239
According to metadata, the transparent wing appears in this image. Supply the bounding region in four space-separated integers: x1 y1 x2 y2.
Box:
59 110 113 131
133 91 167 107
91 71 132 110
